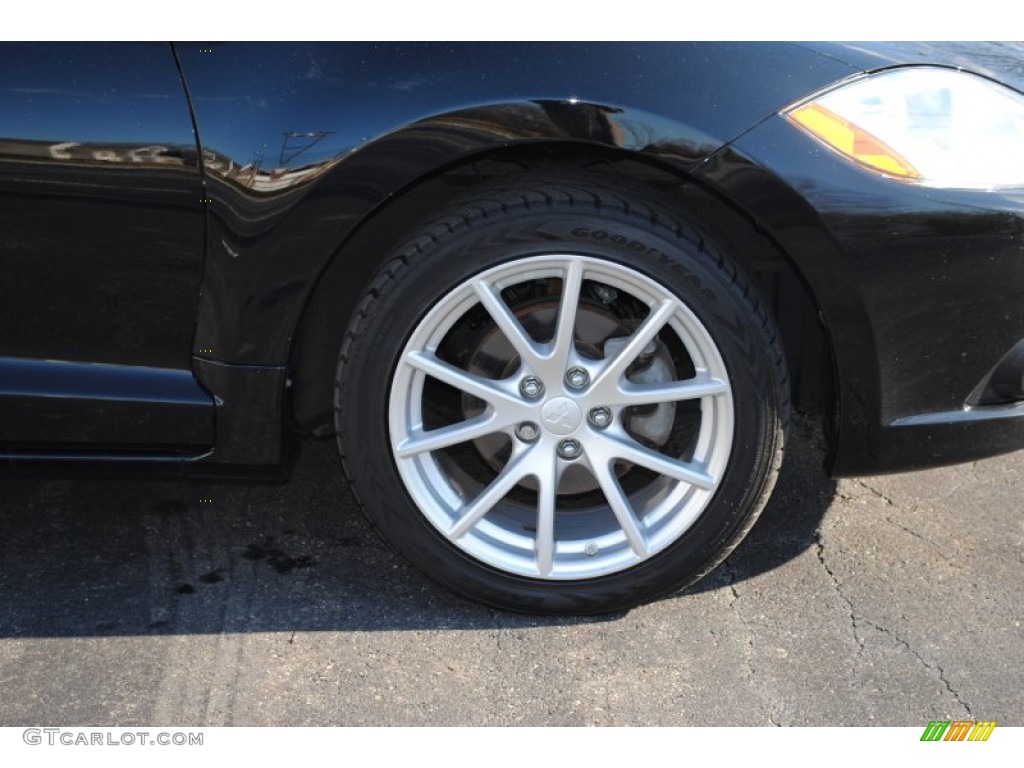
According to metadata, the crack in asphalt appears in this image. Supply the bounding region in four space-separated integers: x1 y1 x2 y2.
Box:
854 480 895 506
858 477 964 507
857 619 972 717
814 532 865 657
814 530 971 718
723 561 780 726
884 516 954 563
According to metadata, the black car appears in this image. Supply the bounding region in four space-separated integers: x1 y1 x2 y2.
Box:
2 42 1022 613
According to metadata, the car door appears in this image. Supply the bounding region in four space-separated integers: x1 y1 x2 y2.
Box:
0 42 213 455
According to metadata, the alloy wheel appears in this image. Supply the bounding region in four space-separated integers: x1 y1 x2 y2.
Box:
388 254 734 580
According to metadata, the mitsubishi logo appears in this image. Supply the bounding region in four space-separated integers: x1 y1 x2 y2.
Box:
545 401 577 428
540 397 582 436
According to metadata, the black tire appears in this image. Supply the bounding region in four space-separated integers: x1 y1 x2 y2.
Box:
336 174 788 614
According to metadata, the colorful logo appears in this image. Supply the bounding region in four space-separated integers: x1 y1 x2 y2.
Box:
920 721 997 741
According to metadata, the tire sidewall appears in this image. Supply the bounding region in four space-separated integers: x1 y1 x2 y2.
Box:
338 197 782 613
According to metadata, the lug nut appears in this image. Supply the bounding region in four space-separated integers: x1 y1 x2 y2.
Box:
516 422 540 442
557 439 582 460
519 376 544 400
565 367 589 389
588 407 612 429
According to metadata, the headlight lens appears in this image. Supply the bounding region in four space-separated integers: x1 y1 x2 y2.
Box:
784 66 1024 189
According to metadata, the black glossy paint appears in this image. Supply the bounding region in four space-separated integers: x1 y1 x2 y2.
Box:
0 356 211 450
969 339 1024 406
0 42 212 452
799 42 1024 92
0 43 205 368
697 114 1024 474
174 42 856 367
192 358 287 466
1 42 1022 476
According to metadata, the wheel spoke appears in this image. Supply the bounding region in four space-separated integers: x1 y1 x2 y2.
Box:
404 350 521 409
599 433 716 490
394 413 505 458
549 257 584 367
472 279 544 370
609 374 729 407
535 452 558 577
391 253 737 583
591 299 676 389
448 449 533 539
591 459 648 557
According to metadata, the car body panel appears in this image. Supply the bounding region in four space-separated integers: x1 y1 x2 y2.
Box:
0 356 212 451
173 41 857 368
799 41 1024 93
0 42 213 452
1 41 1022 476
697 114 1024 474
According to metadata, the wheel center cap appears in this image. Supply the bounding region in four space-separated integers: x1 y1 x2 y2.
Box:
541 397 582 435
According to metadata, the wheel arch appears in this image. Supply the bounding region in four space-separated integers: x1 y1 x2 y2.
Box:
288 142 839 452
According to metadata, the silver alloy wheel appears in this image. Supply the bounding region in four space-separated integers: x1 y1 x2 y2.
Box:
389 254 734 580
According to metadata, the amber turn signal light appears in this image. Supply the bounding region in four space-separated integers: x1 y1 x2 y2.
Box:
787 102 921 180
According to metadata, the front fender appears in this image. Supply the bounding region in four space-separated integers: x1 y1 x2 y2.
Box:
174 42 857 366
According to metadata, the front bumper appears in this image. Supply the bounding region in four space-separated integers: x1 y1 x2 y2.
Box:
695 114 1024 475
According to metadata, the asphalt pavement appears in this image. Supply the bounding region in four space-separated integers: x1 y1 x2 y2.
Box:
0 416 1020 726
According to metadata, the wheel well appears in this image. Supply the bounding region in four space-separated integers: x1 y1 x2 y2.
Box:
288 143 837 442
